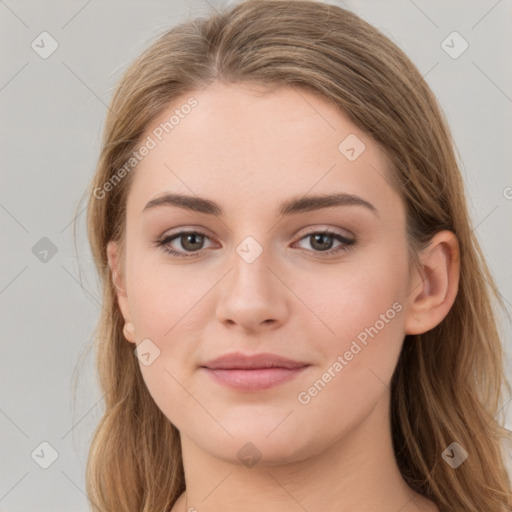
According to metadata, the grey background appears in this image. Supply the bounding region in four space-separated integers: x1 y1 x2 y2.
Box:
1 0 511 510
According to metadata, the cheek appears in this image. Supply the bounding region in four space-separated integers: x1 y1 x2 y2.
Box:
124 260 204 427
291 280 406 450
296 248 407 398
125 245 198 335
295 245 407 343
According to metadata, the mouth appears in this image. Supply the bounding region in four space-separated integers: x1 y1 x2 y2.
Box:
200 352 311 392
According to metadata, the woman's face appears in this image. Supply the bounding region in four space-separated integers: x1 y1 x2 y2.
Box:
111 82 421 464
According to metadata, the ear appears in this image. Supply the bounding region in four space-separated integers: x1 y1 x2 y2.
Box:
404 230 460 335
107 240 136 344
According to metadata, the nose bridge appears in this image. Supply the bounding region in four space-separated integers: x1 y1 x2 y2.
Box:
229 233 276 297
215 232 288 330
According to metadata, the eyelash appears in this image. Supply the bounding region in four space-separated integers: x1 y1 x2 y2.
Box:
154 228 356 259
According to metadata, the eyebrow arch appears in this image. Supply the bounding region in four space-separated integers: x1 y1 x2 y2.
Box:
142 192 378 217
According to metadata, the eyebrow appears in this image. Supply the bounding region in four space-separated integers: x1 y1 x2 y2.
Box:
142 192 378 217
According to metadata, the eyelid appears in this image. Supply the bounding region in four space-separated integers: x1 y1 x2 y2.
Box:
157 226 217 244
297 224 354 239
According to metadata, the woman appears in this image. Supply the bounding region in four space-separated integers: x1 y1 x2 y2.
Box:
83 1 512 510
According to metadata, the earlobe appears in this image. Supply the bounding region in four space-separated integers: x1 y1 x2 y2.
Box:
123 322 136 343
404 231 460 335
107 240 136 343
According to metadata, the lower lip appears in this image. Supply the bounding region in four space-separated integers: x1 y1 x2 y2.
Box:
202 366 309 392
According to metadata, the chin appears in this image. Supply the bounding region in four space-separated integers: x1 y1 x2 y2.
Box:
195 424 320 467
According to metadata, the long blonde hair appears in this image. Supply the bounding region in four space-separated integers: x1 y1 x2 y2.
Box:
82 1 512 510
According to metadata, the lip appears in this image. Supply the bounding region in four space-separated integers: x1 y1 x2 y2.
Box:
200 352 311 392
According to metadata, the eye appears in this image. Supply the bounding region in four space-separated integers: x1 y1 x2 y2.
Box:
154 228 356 259
155 230 214 258
293 228 356 257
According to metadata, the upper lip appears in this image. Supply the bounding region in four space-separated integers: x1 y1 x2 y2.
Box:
201 352 310 370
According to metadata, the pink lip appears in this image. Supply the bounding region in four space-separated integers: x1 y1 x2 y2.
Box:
200 352 310 392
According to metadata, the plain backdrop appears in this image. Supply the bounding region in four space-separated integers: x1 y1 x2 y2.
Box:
1 0 511 510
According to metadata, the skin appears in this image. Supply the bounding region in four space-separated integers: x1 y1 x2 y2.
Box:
108 82 459 512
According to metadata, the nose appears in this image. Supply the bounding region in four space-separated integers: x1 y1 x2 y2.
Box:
215 245 290 333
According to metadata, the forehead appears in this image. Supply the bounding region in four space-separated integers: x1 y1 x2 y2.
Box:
126 82 398 219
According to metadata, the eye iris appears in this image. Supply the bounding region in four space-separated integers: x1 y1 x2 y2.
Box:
310 233 334 251
181 233 204 251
